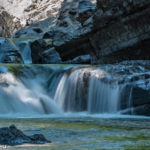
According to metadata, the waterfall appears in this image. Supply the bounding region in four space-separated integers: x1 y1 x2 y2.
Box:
54 69 88 112
0 70 62 115
88 76 120 113
0 65 123 116
54 67 120 113
15 40 32 64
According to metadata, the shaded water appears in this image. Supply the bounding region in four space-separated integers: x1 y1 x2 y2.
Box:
0 116 150 150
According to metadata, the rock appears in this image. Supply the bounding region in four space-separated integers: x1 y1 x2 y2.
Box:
30 134 49 144
30 39 53 64
121 104 150 116
54 0 150 63
12 0 97 62
0 38 23 63
12 18 54 39
0 125 51 145
42 47 62 64
65 54 91 64
0 0 64 37
0 6 21 37
43 0 96 46
1 0 150 63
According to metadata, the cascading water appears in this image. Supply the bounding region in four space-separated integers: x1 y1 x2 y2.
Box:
88 77 120 113
0 62 148 116
54 68 120 114
15 40 32 64
0 67 62 115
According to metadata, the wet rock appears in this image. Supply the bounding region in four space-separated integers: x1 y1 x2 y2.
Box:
44 0 96 61
0 38 23 63
65 54 91 64
0 125 51 145
121 104 150 116
12 18 54 39
42 47 62 64
30 39 52 64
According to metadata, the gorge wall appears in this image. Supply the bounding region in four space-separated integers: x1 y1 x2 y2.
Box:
1 0 150 64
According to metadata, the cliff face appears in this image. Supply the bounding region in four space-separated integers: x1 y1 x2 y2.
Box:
54 0 150 63
9 0 150 64
0 0 150 64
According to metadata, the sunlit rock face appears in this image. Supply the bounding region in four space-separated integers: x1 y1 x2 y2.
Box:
0 0 64 37
0 6 21 37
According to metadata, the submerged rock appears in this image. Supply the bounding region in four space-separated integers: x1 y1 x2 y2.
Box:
0 125 51 145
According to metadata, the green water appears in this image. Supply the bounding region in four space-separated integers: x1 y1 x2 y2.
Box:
0 117 150 150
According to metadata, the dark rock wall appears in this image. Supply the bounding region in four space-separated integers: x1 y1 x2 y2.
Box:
55 0 150 63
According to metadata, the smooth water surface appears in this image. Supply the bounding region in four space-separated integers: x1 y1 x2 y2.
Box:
0 115 150 150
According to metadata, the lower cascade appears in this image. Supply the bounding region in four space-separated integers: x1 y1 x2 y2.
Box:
0 61 150 116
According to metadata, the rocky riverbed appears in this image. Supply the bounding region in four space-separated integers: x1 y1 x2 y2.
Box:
0 116 150 150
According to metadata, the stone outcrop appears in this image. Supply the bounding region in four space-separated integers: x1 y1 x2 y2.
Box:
0 125 50 145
